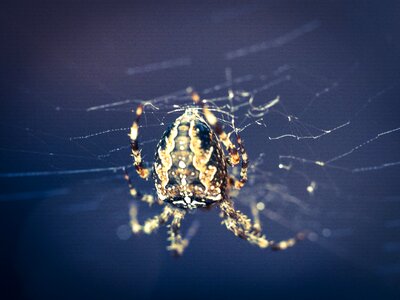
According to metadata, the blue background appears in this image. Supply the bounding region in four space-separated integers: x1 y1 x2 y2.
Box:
1 1 400 299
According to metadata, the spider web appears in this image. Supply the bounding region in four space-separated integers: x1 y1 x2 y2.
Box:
1 1 400 292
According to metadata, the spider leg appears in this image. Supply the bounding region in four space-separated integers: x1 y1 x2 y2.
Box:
225 142 248 191
233 133 249 190
249 201 309 250
191 92 240 166
123 168 163 206
129 105 152 179
250 201 262 234
192 92 248 190
270 233 306 251
226 189 261 234
219 200 304 250
166 209 189 256
219 200 269 247
129 204 173 234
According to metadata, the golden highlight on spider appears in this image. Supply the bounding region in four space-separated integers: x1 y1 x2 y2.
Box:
125 91 303 256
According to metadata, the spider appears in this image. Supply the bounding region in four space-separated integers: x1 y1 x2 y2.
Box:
125 91 304 255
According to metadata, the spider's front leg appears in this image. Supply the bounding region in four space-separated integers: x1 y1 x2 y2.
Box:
167 209 189 256
129 204 173 234
219 200 270 248
124 168 163 206
219 200 303 251
250 201 262 235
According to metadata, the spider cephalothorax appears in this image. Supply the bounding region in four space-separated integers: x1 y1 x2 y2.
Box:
125 93 303 255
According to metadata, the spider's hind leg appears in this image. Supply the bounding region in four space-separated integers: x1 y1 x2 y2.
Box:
191 91 240 165
191 91 249 190
129 105 153 179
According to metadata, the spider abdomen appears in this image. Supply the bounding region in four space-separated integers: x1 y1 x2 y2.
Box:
153 109 227 209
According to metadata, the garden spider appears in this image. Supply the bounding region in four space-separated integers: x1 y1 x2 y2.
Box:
125 91 305 255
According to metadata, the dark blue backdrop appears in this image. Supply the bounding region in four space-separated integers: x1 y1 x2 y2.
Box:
1 1 400 299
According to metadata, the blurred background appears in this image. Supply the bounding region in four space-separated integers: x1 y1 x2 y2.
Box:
1 1 400 299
